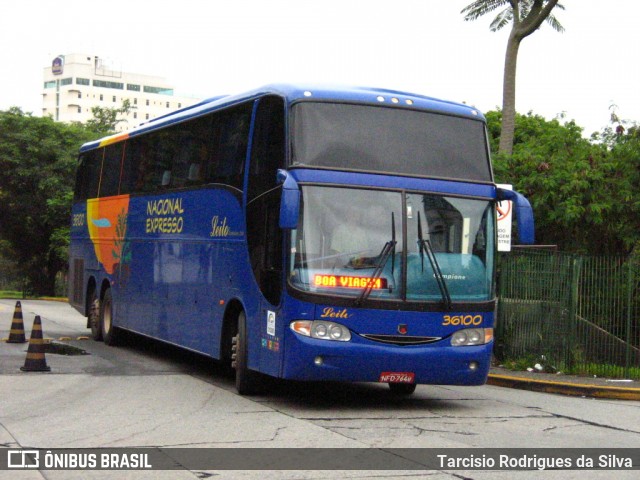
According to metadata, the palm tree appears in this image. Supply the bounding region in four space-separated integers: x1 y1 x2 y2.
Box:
462 0 565 155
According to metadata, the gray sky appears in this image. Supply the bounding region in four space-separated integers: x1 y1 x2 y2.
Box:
1 0 638 136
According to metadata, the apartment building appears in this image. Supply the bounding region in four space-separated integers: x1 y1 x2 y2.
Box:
42 54 201 131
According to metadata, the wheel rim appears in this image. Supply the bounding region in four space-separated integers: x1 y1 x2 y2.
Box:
90 297 99 325
103 299 112 334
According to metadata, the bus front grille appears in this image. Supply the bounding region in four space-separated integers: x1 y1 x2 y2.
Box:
360 334 441 346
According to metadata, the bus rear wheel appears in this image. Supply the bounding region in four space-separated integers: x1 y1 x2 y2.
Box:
100 289 119 346
88 289 102 341
232 311 261 395
388 383 417 395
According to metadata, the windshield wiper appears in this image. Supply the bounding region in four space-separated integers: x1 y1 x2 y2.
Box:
417 212 452 310
356 212 396 306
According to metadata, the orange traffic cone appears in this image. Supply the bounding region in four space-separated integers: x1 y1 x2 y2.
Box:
20 315 50 372
7 301 27 343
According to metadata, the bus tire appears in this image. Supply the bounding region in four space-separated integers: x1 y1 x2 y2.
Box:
233 311 261 395
388 383 417 395
100 289 119 346
88 288 102 341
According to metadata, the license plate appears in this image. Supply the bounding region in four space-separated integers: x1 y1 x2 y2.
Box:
379 372 415 383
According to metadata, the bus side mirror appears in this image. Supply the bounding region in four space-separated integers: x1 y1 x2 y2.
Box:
497 188 535 245
277 169 300 229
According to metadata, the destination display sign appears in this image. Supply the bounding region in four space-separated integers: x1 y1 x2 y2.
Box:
313 274 388 290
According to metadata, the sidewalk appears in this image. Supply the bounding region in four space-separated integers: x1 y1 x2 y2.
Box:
488 366 640 400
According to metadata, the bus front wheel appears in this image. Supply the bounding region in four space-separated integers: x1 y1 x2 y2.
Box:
232 311 261 395
100 289 119 346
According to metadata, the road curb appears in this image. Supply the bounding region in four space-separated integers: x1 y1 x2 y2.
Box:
487 373 640 401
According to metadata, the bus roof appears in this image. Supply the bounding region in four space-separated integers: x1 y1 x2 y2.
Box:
80 84 485 152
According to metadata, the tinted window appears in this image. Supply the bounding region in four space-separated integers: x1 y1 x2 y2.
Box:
206 103 253 189
248 96 285 200
120 136 154 194
121 102 252 194
74 150 101 200
292 102 492 182
83 101 254 198
98 144 123 197
246 96 286 305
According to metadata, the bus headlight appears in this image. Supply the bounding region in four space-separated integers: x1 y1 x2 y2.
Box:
290 321 351 342
451 328 493 346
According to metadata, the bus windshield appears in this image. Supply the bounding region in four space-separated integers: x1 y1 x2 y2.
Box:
288 186 495 304
291 102 492 182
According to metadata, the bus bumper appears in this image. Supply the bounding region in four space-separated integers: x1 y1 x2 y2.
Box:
281 332 492 386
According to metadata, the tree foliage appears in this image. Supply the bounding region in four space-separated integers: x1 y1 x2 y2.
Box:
85 99 134 135
488 110 640 255
595 123 640 254
462 0 564 32
462 0 564 155
0 108 98 295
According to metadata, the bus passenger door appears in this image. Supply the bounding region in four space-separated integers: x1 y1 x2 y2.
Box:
246 95 286 377
248 192 283 307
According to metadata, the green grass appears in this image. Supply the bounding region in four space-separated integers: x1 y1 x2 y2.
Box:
0 291 67 302
0 290 25 299
500 356 640 380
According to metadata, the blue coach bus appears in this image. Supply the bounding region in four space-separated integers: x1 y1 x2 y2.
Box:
68 84 534 395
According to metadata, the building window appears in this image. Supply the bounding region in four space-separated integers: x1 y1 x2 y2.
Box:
44 81 56 89
60 77 73 86
93 80 124 90
143 85 174 95
78 106 82 113
134 98 138 105
145 113 149 120
76 77 90 86
146 99 149 106
100 94 103 101
133 112 137 119
178 103 182 108
113 96 116 102
78 92 82 99
166 102 170 108
127 83 141 92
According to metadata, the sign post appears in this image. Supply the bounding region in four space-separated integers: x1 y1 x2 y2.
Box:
497 184 513 252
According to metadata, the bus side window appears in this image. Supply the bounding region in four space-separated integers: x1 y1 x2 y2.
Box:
161 169 172 187
151 130 176 190
120 137 149 194
74 150 101 200
126 137 156 194
188 161 202 183
248 96 285 200
185 139 206 184
170 132 192 189
209 103 252 189
99 144 123 197
184 115 214 187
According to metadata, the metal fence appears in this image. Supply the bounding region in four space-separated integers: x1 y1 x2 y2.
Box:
496 249 640 380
